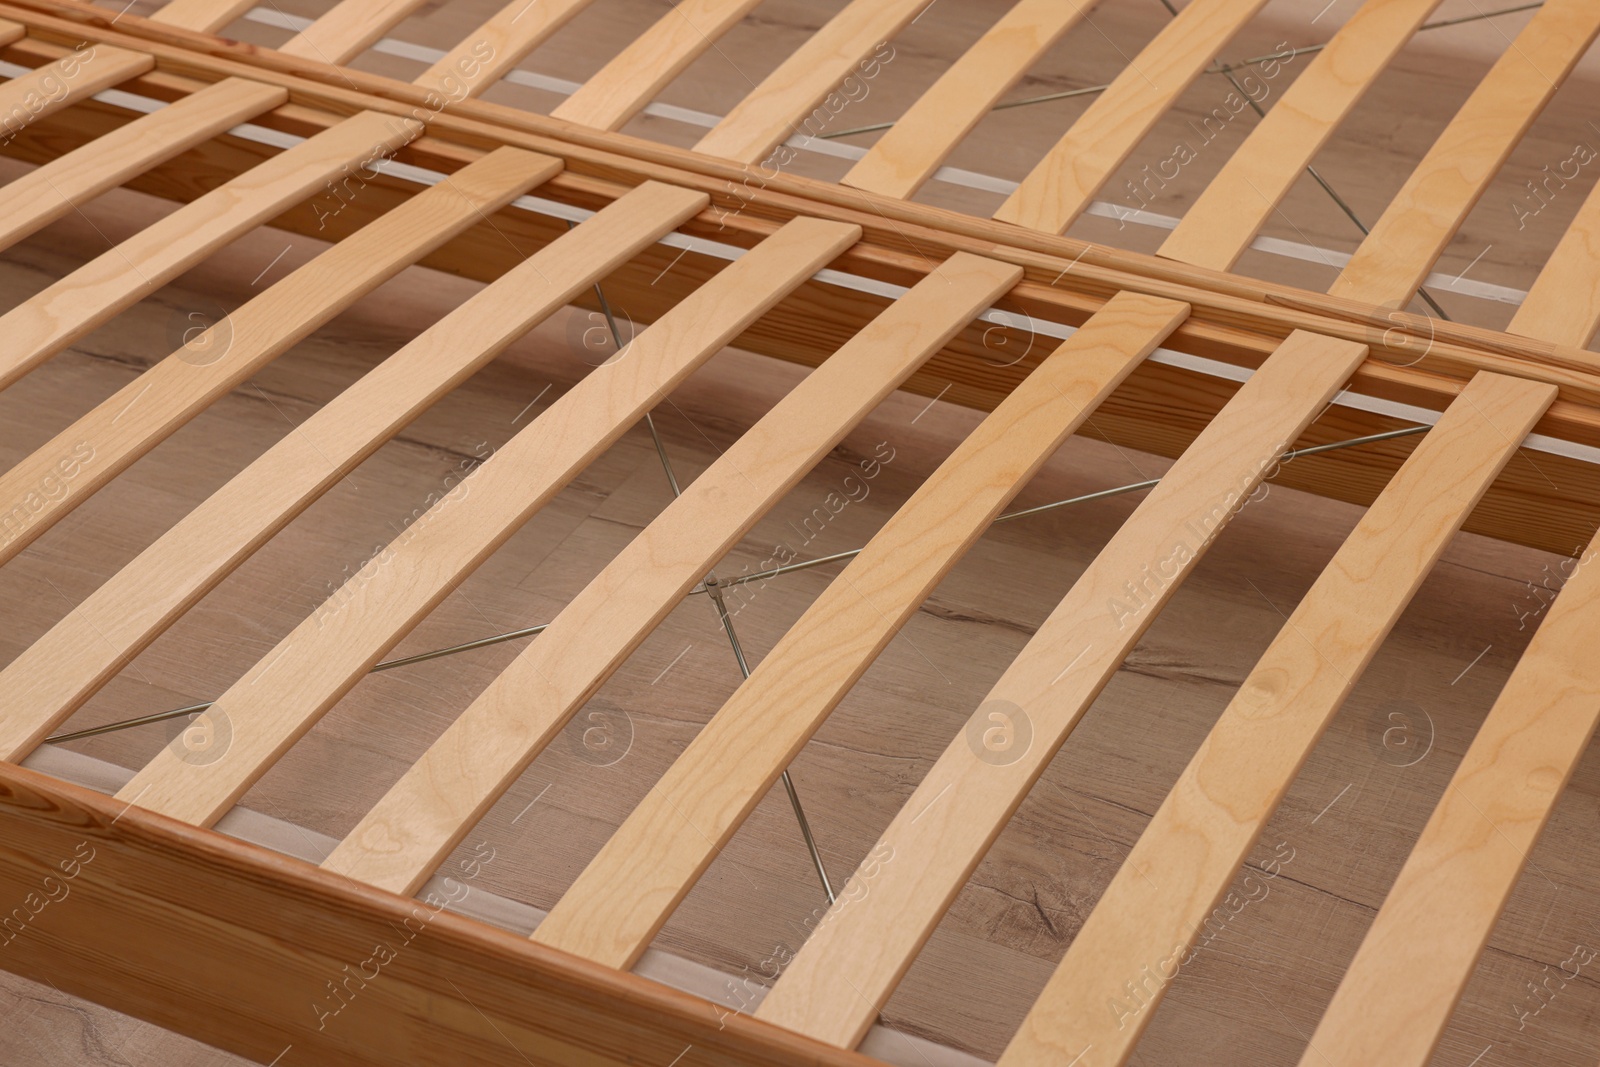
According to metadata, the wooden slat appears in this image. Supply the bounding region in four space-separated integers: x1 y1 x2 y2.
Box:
0 78 289 254
840 0 1095 199
111 216 860 828
693 0 927 165
1509 179 1600 347
0 17 20 45
754 330 1369 1047
0 146 552 569
1159 0 1443 272
278 0 426 66
0 109 419 395
1330 0 1600 306
147 0 253 32
551 0 764 132
1299 529 1600 1065
996 370 1556 1067
531 290 1190 970
322 251 1023 896
0 181 703 761
992 0 1268 235
414 0 597 97
0 41 151 125
1294 262 1600 1067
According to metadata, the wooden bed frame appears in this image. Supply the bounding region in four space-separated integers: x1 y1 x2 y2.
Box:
1 0 1599 1064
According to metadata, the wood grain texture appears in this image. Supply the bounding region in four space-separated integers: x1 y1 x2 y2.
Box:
0 108 420 395
992 0 1268 235
323 251 1023 897
693 0 926 164
0 145 551 570
279 0 430 65
0 40 151 124
1298 522 1600 1065
0 760 882 1067
1330 0 1600 307
1158 0 1443 272
999 370 1557 1067
840 0 1096 200
414 0 597 96
754 330 1369 1047
0 77 287 254
0 181 705 761
146 0 252 32
551 0 764 132
1510 176 1600 348
112 216 860 829
530 290 1190 971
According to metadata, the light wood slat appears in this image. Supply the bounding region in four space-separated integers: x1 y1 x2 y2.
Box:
414 0 597 97
551 0 764 132
278 0 426 66
0 146 552 571
842 0 1096 200
996 369 1556 1067
1330 0 1600 307
1159 0 1443 272
323 251 1024 896
0 18 21 45
1294 283 1600 1067
531 290 1190 970
0 181 703 761
693 0 927 165
0 43 151 126
755 330 1368 1047
1298 527 1600 1065
112 216 860 828
992 0 1268 235
1509 179 1600 347
148 0 255 32
0 109 418 395
0 78 288 255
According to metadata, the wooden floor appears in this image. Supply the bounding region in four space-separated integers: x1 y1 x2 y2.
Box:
4 1 1600 1064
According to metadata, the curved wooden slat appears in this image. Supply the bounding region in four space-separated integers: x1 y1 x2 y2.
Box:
414 0 598 97
754 330 1368 1047
992 0 1268 235
1295 261 1600 1066
148 0 254 32
0 109 419 396
998 370 1556 1067
693 0 927 165
0 181 704 761
0 146 551 570
530 290 1190 971
322 251 1023 897
1159 0 1444 272
1509 179 1600 348
0 42 152 125
1298 525 1600 1066
1330 0 1600 306
552 0 764 132
0 78 289 255
278 0 427 65
841 0 1096 199
111 216 861 829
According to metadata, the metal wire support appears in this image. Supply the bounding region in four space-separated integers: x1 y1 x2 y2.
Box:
48 425 1430 747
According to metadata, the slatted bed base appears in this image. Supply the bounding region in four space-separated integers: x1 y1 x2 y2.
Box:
1 0 1600 1064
